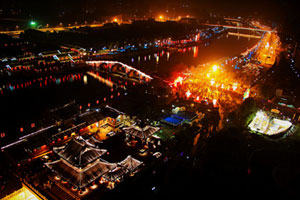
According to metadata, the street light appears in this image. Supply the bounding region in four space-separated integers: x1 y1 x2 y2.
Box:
29 21 37 28
30 21 36 26
159 15 164 21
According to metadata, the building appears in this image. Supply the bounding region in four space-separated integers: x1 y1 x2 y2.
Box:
123 125 160 141
46 137 110 189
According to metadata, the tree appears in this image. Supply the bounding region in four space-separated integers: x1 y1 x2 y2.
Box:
239 97 258 126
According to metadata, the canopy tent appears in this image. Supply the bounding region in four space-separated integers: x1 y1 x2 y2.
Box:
118 155 143 172
123 125 160 140
46 159 117 189
53 138 107 168
102 167 127 182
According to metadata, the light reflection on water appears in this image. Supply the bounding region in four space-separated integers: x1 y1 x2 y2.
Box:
123 36 259 79
0 36 260 134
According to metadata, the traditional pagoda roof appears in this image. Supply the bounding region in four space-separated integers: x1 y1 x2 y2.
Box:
49 101 79 121
123 125 160 140
77 110 105 125
118 155 143 172
101 106 124 119
102 167 127 182
53 138 107 168
86 136 102 146
46 159 117 189
75 135 102 147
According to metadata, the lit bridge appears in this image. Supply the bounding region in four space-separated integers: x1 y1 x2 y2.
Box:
203 23 273 32
86 60 153 82
227 32 262 39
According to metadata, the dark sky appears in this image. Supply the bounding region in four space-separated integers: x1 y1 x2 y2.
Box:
0 0 299 22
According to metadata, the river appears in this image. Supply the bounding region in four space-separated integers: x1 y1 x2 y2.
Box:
0 35 259 143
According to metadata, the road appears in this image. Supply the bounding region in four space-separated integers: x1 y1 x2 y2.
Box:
0 23 106 36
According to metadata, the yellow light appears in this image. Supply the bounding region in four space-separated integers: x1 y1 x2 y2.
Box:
186 90 191 98
212 65 218 72
174 76 183 87
113 18 118 23
5 186 39 200
159 15 163 20
265 42 269 49
232 82 238 91
213 99 217 106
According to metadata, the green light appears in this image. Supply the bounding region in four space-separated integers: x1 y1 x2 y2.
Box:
30 21 36 26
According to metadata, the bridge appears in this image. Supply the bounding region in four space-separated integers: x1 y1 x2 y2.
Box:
86 60 153 82
227 32 262 39
203 23 272 32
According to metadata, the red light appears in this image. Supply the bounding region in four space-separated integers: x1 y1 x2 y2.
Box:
248 168 251 175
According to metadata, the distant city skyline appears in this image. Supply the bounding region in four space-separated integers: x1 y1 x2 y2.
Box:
0 0 299 30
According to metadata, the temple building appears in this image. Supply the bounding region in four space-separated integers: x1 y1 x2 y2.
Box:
45 137 112 189
123 125 160 141
45 137 143 191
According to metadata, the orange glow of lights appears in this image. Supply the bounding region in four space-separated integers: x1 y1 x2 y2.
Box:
212 65 218 72
265 42 269 49
186 90 191 98
213 99 217 106
174 76 183 87
232 83 238 91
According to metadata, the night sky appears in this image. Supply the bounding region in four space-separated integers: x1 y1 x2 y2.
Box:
1 0 299 19
0 0 299 35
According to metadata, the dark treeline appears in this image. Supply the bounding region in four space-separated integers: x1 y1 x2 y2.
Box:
20 20 203 48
